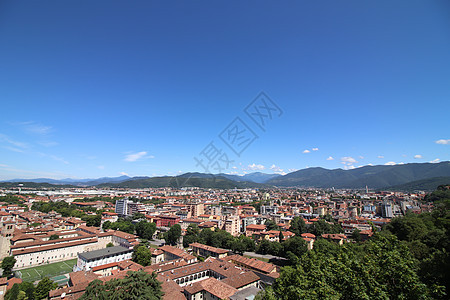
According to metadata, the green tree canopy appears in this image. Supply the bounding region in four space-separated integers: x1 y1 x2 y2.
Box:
135 221 156 240
289 216 306 235
132 245 152 267
264 219 279 231
1 256 16 278
80 271 163 300
49 234 59 240
262 234 428 300
34 277 57 300
164 224 181 246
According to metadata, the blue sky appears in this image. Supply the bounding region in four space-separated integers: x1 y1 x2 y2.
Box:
0 0 449 180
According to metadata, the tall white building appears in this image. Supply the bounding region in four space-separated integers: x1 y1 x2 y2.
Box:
115 198 139 217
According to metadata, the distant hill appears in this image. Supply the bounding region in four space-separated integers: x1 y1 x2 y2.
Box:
3 162 449 190
0 181 76 189
98 174 265 189
217 172 281 183
267 161 450 189
1 175 131 186
384 177 450 192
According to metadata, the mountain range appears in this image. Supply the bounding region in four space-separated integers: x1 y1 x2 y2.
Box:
1 161 449 191
266 161 450 189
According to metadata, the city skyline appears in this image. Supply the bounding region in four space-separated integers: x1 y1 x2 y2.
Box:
1 1 449 180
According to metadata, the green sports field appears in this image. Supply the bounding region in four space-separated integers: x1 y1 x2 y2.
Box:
15 259 77 283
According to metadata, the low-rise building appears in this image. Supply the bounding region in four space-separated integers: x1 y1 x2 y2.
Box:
190 243 229 259
76 246 133 271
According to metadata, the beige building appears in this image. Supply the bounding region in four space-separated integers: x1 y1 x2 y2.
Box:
187 203 204 217
10 227 138 269
223 215 240 236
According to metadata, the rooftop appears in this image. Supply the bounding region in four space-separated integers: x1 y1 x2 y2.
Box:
78 246 132 261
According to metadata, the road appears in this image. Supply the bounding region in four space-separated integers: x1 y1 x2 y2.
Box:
149 238 165 247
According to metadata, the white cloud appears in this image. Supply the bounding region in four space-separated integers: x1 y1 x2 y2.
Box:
302 150 310 154
414 154 423 159
124 151 149 162
49 155 69 165
39 141 58 147
312 148 319 151
119 172 129 176
385 161 396 165
0 164 70 180
326 156 334 161
377 155 384 159
36 152 69 164
227 171 240 175
430 158 440 163
2 146 25 153
341 157 357 165
435 139 450 145
0 133 28 149
270 164 286 175
16 121 52 135
232 166 237 169
359 156 364 159
247 163 265 171
287 168 298 173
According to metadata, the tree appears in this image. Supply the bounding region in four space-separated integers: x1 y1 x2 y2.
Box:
183 224 201 247
81 271 163 300
164 224 181 246
102 220 112 231
5 283 20 300
136 221 156 240
259 234 429 300
265 219 279 231
282 236 307 258
132 245 152 267
49 234 59 240
268 241 283 257
311 219 342 236
19 281 35 300
351 229 362 242
289 216 306 235
83 214 101 227
199 228 214 245
1 256 16 278
106 242 114 248
256 240 271 255
17 291 27 300
132 212 146 221
239 235 256 252
34 277 57 300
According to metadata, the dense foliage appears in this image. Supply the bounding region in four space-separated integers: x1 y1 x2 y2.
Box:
258 235 428 300
1 256 16 278
182 225 255 254
34 277 58 300
164 224 181 246
0 195 28 209
257 186 450 300
132 244 152 266
31 201 101 226
103 218 156 241
384 185 450 298
80 271 163 300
